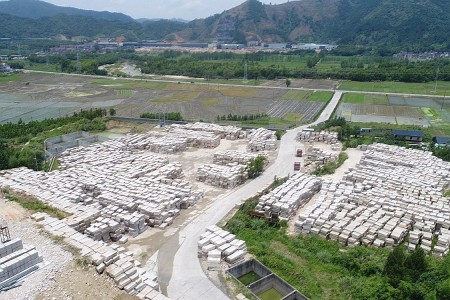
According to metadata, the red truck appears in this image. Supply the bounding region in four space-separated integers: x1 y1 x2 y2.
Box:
296 148 303 157
294 162 301 171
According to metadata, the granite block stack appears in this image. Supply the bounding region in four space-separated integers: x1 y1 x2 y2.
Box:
247 128 277 152
0 238 43 290
254 173 322 220
294 144 450 255
198 225 247 268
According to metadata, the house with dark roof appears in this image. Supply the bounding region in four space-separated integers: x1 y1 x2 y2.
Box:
392 130 423 143
433 136 450 147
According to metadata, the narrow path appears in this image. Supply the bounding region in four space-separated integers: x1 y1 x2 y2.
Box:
166 91 342 300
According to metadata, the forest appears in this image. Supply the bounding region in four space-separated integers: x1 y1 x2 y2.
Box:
134 50 450 83
0 108 107 171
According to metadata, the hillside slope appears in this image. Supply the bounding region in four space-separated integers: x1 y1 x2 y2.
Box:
0 0 134 22
177 0 450 50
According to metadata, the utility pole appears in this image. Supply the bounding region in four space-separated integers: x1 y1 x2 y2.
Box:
434 65 440 93
76 52 81 73
243 60 248 83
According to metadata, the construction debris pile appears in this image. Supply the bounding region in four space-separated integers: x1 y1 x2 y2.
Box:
295 144 450 256
247 128 277 152
0 141 203 241
254 173 322 220
170 122 245 140
32 213 168 300
198 225 247 268
0 238 43 291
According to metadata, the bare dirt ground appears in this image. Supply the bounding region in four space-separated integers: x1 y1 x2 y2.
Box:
34 261 137 300
0 195 136 300
1 72 337 124
261 78 339 90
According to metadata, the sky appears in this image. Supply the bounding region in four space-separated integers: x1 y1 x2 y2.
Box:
38 0 290 20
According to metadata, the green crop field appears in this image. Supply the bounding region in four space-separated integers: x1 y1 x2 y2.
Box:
339 81 450 96
342 93 389 105
91 78 168 90
308 91 333 102
281 90 332 102
0 73 24 83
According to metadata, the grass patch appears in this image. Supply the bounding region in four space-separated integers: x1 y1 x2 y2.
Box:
284 114 302 122
219 86 257 97
342 94 365 104
25 62 60 72
339 80 450 96
444 189 450 197
1 189 70 219
75 257 90 269
343 93 389 105
282 90 312 100
200 98 219 106
421 107 440 119
153 91 199 103
0 72 24 83
91 78 167 90
308 91 333 102
116 89 133 97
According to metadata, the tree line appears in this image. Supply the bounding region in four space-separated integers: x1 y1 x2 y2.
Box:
140 112 183 121
136 52 450 83
216 113 268 121
0 108 107 171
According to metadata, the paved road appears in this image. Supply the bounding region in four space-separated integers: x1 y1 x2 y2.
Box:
166 91 342 300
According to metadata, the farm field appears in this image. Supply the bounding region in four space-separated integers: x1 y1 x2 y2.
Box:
336 92 450 129
339 80 450 96
0 73 331 127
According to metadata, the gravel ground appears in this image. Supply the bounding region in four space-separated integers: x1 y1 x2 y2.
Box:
0 196 135 300
0 209 73 300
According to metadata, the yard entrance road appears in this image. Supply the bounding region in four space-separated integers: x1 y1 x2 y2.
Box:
165 91 342 300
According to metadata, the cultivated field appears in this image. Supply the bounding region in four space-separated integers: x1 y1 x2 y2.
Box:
0 73 332 127
339 80 450 96
336 93 450 127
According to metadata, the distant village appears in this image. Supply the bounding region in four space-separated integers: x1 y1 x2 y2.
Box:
0 36 337 56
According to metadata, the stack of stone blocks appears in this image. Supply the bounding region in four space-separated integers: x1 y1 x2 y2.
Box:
0 238 42 289
198 225 247 268
294 144 450 256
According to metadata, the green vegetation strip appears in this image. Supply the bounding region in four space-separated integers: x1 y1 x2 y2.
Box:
0 73 23 83
1 189 69 219
339 81 450 96
225 183 450 299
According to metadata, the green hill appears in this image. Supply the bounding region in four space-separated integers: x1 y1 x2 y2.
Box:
176 0 450 50
0 0 134 22
1 0 450 50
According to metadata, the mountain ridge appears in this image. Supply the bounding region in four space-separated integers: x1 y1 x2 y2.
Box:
0 0 449 51
0 0 135 22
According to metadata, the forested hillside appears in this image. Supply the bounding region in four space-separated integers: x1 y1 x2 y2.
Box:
1 0 450 51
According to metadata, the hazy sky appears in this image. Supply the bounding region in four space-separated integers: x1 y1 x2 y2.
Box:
39 0 290 20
